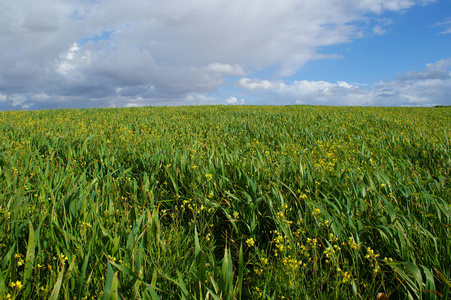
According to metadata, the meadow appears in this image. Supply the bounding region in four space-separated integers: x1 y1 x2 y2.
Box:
0 105 450 299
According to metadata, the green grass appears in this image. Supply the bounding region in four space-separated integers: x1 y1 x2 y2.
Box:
0 105 450 299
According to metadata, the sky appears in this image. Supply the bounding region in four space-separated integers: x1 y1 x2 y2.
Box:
0 0 450 110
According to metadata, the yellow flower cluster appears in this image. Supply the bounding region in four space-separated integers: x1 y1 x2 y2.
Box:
299 193 308 201
57 253 69 262
341 271 353 284
364 247 380 260
253 256 269 276
323 247 335 263
14 253 24 267
364 247 381 274
9 281 23 290
282 256 303 271
347 236 361 250
80 222 92 228
311 208 321 216
306 237 319 249
3 211 11 220
383 257 394 263
246 238 255 247
328 233 338 243
273 232 285 255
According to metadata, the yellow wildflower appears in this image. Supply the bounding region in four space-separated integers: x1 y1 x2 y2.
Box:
246 238 255 247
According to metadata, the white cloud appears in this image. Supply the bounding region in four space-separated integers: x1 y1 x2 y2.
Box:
372 25 386 35
0 0 441 109
57 43 81 75
282 80 371 105
235 58 451 106
238 78 285 90
226 96 238 104
225 96 245 104
183 94 218 105
205 63 246 76
397 58 451 80
434 18 451 34
7 94 33 109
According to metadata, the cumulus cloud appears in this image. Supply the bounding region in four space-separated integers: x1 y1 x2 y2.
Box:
0 0 441 109
225 96 245 104
397 58 451 80
226 96 238 104
285 80 364 104
4 94 33 109
236 58 451 106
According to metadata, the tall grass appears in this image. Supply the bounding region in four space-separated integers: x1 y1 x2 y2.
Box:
0 105 450 299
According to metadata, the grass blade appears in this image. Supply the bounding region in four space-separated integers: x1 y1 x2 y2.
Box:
23 221 36 298
102 262 115 300
48 265 65 300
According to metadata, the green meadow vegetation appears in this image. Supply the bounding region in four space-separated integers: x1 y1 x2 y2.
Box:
0 105 450 299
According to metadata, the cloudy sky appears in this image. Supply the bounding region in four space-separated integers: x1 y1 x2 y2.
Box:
0 0 450 110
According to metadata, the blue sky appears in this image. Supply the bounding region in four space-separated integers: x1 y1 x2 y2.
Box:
0 0 450 109
303 1 451 84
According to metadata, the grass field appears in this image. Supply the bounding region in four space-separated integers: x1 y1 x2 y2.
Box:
0 105 450 299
